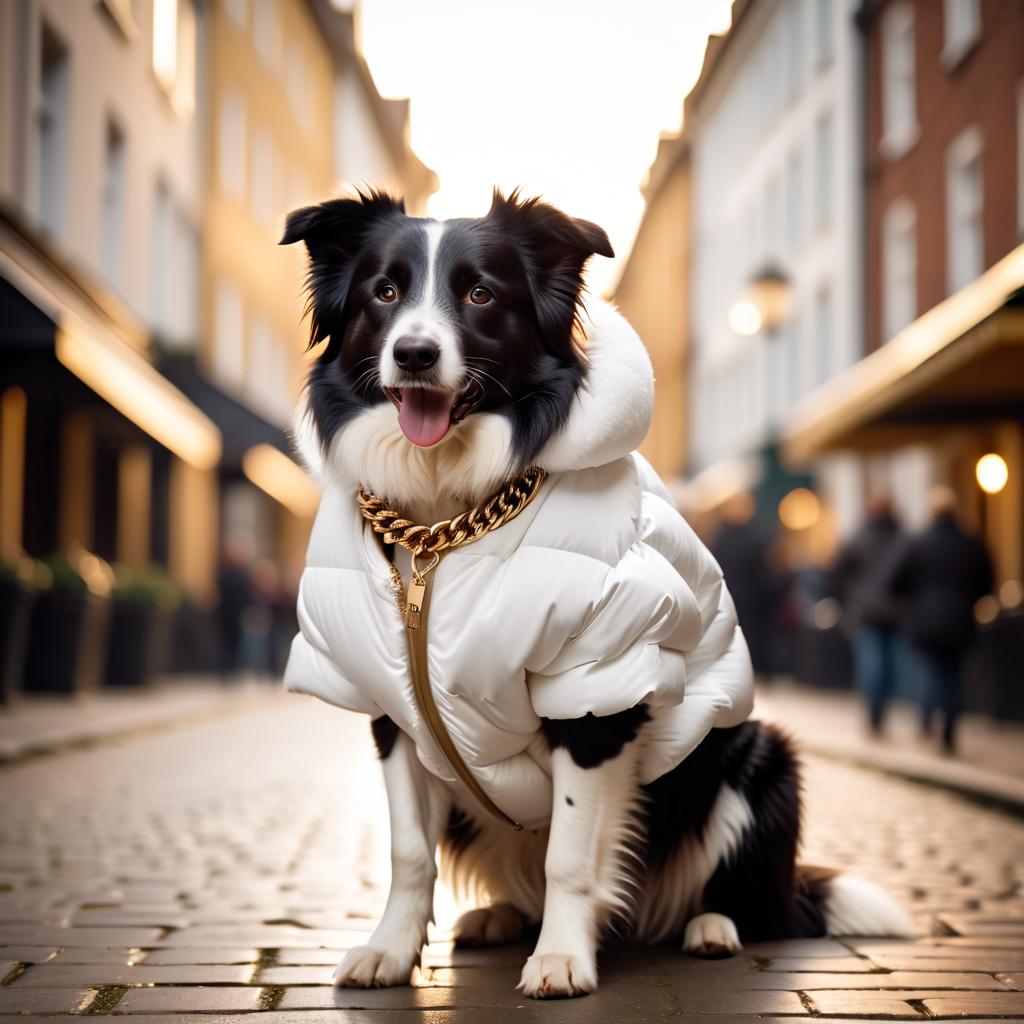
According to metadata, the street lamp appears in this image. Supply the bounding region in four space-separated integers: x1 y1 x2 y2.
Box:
976 453 1008 495
728 264 792 336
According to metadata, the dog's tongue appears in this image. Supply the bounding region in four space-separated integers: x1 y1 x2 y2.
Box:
397 388 456 447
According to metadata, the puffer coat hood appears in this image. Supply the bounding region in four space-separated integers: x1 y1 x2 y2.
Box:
284 301 754 829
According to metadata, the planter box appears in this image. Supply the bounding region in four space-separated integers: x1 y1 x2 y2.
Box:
23 587 107 694
105 600 157 687
0 577 35 702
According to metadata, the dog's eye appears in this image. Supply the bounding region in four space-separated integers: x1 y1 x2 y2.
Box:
469 286 492 305
377 284 398 303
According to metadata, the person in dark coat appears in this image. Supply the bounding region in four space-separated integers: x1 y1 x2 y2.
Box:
886 487 994 753
827 493 906 735
712 492 776 677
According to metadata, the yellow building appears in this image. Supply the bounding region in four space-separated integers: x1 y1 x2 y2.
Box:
613 134 691 484
189 0 436 590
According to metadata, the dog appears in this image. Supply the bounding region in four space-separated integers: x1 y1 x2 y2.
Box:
280 189 913 999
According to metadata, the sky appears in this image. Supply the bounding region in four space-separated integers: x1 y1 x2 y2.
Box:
357 0 733 294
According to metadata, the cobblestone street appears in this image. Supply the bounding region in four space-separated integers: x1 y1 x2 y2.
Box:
1 691 1023 1022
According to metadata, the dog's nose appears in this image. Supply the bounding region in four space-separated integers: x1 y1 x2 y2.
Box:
393 336 440 373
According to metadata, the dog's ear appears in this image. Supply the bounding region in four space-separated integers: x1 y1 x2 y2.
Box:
487 188 614 353
280 190 405 348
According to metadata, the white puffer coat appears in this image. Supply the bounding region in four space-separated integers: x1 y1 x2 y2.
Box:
285 302 754 829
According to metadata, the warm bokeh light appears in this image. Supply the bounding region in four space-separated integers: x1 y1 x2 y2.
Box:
243 444 323 519
976 453 1009 494
728 299 763 336
55 322 222 471
778 488 821 531
358 0 733 295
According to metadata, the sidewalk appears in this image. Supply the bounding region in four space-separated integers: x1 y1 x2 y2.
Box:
755 680 1024 815
0 677 280 763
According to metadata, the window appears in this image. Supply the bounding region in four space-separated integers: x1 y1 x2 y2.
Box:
942 0 981 68
36 22 69 238
813 112 833 229
214 279 245 389
1017 79 1024 237
814 0 832 66
252 0 280 72
223 0 247 27
784 149 802 251
250 129 276 227
880 3 917 160
248 312 272 404
784 0 803 100
881 200 917 342
765 175 781 255
100 118 126 286
152 0 196 116
150 179 172 332
813 286 832 386
946 125 983 294
218 91 247 198
284 41 312 134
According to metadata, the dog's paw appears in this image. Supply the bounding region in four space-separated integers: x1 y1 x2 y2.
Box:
682 912 743 958
517 953 596 999
332 945 414 988
454 903 526 947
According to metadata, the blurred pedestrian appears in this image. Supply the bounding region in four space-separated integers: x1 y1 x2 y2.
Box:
217 533 252 679
712 492 776 677
826 493 906 735
886 487 994 754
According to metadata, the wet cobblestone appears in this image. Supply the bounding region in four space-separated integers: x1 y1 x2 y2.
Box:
0 693 1022 1020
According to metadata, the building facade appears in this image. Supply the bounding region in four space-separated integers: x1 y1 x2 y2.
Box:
785 0 1024 588
613 134 691 486
0 0 218 596
685 0 864 547
0 0 436 693
194 0 437 591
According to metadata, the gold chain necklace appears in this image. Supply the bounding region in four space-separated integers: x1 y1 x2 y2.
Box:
358 466 547 609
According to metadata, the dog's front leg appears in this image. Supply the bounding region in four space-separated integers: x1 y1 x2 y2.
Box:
334 719 450 987
519 707 647 999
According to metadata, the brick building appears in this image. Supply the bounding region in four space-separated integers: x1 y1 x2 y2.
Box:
784 0 1024 588
862 0 1024 354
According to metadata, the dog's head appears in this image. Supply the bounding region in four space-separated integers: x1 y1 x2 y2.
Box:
281 189 613 479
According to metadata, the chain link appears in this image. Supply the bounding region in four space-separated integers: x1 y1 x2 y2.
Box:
357 467 547 559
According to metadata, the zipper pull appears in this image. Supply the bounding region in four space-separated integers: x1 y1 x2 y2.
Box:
406 577 426 630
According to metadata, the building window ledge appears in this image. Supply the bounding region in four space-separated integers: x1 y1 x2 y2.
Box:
880 124 920 163
941 30 981 73
97 0 138 41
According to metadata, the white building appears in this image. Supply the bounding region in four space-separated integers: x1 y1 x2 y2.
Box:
0 0 220 597
0 0 204 348
686 0 864 539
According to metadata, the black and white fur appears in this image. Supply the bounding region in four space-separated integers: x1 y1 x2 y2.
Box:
281 190 913 999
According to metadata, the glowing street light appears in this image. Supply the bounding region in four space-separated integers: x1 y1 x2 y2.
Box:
778 487 820 531
728 265 791 336
727 299 762 336
975 453 1008 495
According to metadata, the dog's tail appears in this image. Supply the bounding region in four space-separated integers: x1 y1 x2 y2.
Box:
797 865 916 938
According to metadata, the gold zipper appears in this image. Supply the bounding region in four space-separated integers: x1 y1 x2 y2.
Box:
389 554 524 831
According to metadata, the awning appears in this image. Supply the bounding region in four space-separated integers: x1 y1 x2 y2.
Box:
0 213 221 470
159 355 321 518
782 243 1024 465
158 354 291 468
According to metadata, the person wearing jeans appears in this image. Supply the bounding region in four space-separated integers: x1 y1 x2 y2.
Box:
827 494 906 735
887 488 994 754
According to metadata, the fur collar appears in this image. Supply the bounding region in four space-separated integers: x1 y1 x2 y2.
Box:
292 300 653 507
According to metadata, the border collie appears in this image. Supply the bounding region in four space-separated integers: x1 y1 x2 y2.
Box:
280 189 913 999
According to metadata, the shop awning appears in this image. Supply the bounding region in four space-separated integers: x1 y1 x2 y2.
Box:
0 213 221 470
782 243 1024 465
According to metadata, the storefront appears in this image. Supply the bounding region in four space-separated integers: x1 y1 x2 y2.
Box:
782 243 1024 718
